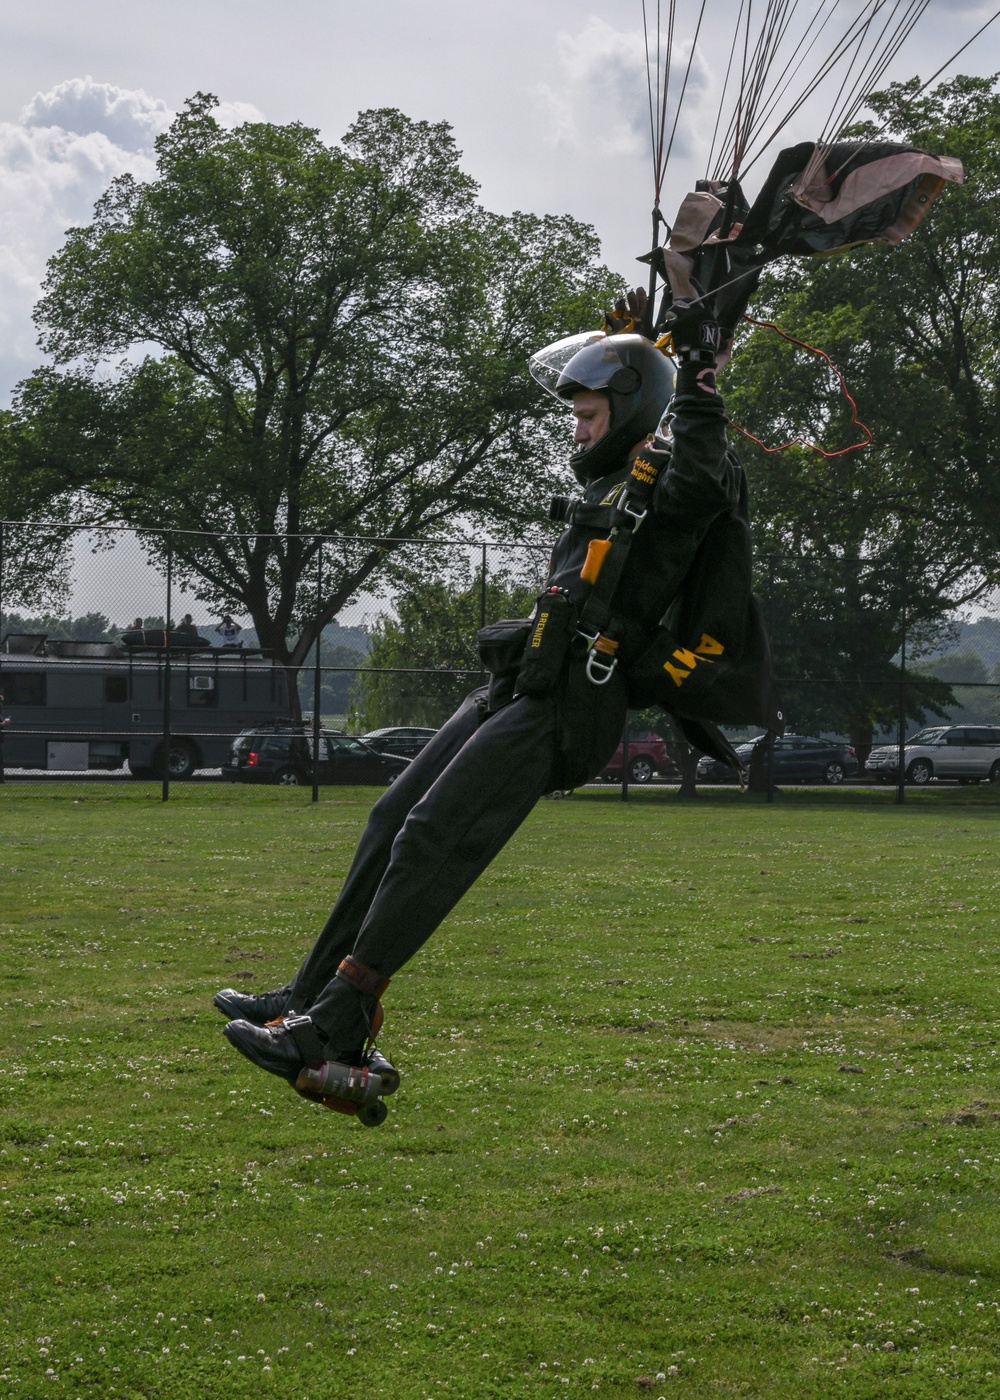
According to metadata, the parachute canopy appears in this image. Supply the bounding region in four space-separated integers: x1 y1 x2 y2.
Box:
741 139 964 258
634 0 991 334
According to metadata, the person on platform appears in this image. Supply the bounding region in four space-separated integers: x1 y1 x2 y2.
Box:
215 616 242 647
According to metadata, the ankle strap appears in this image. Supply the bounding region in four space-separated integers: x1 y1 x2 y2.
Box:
337 955 390 998
282 1013 328 1063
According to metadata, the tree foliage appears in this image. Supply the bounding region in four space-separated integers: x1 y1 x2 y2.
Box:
350 563 540 730
3 95 619 702
723 74 1000 749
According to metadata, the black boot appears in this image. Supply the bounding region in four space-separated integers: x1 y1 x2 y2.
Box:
213 983 293 1025
223 1013 329 1084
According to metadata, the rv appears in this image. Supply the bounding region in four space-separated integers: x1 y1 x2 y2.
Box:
0 634 289 777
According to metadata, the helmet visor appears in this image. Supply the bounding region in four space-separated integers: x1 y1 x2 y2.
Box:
529 331 621 400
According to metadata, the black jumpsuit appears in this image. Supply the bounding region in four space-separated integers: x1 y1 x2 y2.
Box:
292 361 741 1039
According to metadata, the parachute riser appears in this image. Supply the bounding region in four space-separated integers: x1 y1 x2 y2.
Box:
644 204 666 338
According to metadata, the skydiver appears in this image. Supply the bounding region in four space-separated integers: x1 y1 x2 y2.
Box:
216 269 775 1106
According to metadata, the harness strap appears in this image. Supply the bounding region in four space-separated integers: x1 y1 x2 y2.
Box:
549 496 621 531
283 1012 330 1064
337 955 391 999
577 440 671 644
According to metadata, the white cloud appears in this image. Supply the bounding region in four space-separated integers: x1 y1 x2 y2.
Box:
0 78 265 402
22 76 173 151
214 99 266 130
536 17 708 162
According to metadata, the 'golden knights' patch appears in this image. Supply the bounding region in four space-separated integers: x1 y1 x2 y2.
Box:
630 456 658 487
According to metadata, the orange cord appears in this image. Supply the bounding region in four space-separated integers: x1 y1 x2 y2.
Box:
729 314 873 457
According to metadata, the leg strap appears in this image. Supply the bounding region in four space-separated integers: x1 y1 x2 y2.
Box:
336 955 391 998
282 1013 329 1064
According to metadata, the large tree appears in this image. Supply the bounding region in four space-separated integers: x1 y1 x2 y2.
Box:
723 74 1000 754
3 95 618 708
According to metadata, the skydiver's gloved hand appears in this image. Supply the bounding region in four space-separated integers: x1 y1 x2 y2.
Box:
604 286 650 338
662 297 725 367
656 246 733 372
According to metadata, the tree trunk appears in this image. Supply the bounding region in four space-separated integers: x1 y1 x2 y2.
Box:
848 719 874 770
283 663 303 722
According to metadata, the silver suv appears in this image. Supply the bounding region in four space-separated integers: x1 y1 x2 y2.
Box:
866 725 1000 785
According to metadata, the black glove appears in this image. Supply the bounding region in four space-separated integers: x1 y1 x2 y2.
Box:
604 286 650 338
661 293 723 365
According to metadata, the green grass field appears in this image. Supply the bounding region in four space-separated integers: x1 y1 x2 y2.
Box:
2 782 1000 1399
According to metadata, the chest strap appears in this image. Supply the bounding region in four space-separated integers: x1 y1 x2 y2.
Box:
549 496 620 531
576 442 670 683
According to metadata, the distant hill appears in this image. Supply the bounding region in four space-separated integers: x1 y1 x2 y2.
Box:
939 616 1000 672
321 622 370 655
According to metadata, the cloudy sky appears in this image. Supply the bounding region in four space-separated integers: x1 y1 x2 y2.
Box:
1 0 998 402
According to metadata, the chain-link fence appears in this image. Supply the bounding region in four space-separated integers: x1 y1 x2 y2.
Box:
1 521 998 801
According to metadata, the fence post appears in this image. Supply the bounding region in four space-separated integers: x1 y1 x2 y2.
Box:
896 573 907 807
0 520 5 785
478 541 488 686
312 540 323 804
161 532 173 802
767 555 776 804
621 718 630 803
479 541 488 632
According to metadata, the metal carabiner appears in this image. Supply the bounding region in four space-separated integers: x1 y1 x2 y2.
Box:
619 494 648 530
585 645 619 686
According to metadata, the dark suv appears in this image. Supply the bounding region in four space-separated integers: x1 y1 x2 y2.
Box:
223 726 409 786
362 726 438 760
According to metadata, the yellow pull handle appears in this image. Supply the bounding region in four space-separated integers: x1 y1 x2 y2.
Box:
580 537 612 585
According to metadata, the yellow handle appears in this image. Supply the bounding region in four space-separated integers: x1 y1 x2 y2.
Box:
580 537 612 585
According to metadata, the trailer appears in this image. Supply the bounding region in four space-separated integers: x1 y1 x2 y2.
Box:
0 634 289 778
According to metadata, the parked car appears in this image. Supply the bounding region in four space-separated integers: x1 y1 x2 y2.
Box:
222 725 409 786
599 732 678 784
696 743 755 784
361 726 438 760
697 734 858 785
866 725 1000 785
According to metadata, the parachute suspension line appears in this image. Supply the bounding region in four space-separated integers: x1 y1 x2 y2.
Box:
642 0 669 321
721 0 815 178
819 4 1000 191
662 0 708 177
728 1 884 177
730 315 874 457
705 0 938 183
816 0 929 153
642 0 679 207
707 0 749 182
743 0 839 148
641 0 658 194
642 0 707 325
732 0 755 176
814 0 948 195
741 0 804 168
656 0 677 197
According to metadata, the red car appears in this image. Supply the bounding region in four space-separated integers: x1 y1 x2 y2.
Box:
599 732 677 784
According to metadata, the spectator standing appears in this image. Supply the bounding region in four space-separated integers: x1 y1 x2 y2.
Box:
215 616 242 647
